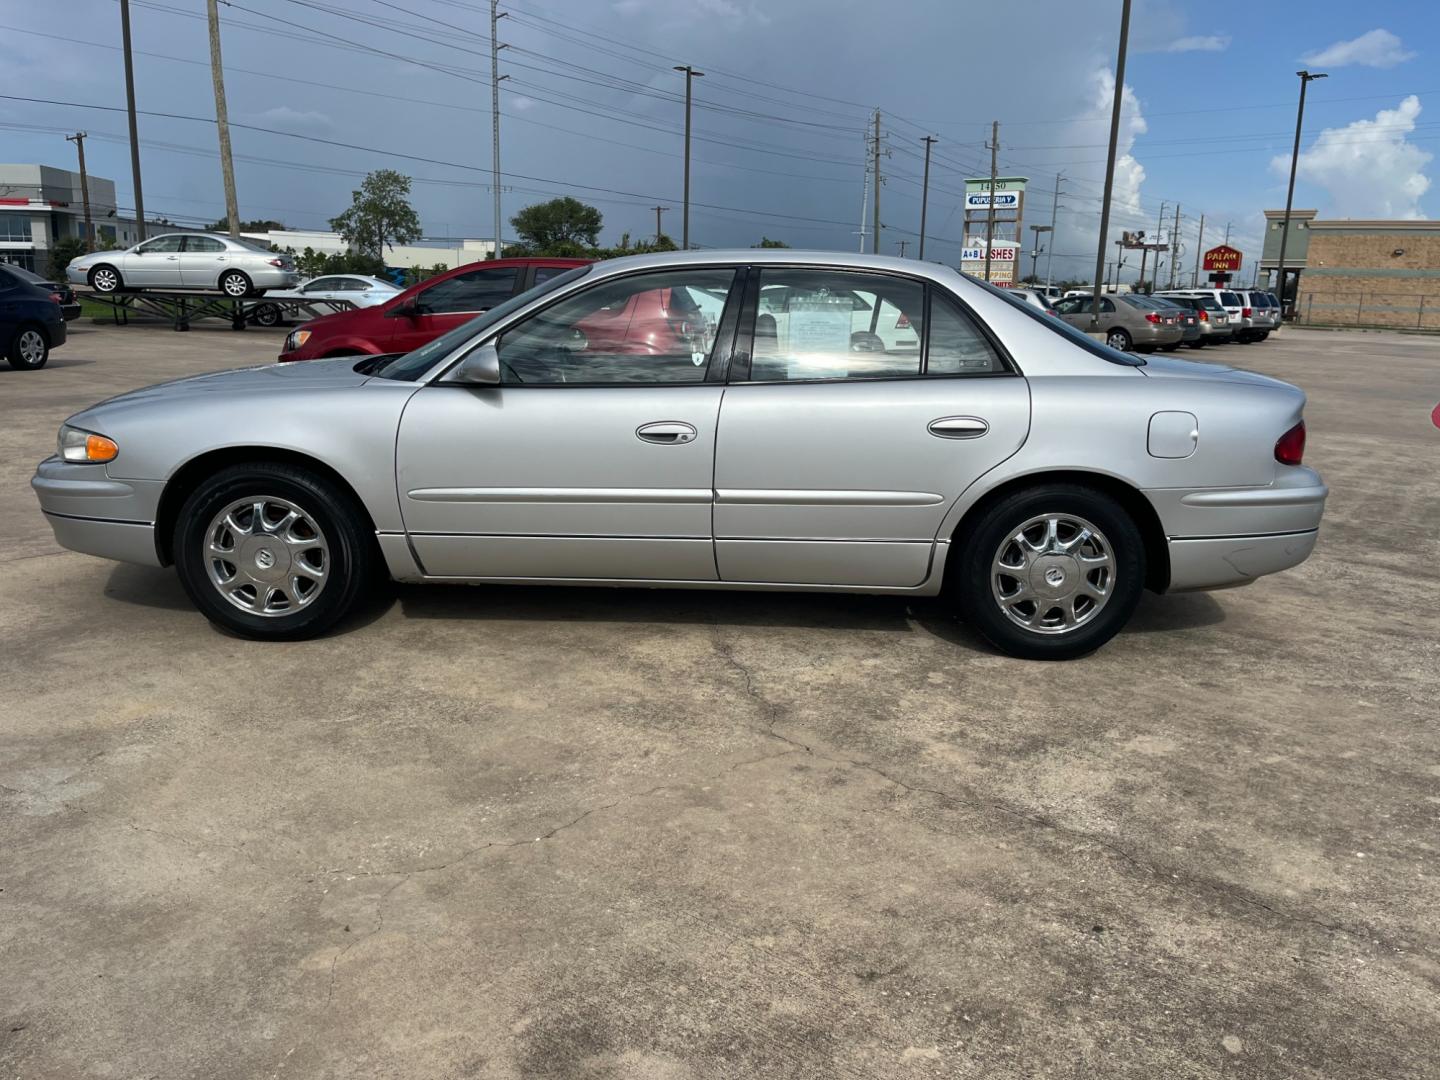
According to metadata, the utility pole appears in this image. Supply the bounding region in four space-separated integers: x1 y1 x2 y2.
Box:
1168 203 1181 289
650 205 669 244
119 0 146 241
896 239 909 258
1045 173 1065 292
984 120 999 282
918 135 937 260
871 109 882 255
856 144 870 254
1150 201 1167 291
1090 0 1131 329
206 0 240 238
1114 239 1126 287
65 132 93 250
1277 69 1327 317
1192 213 1205 287
1223 221 1232 245
490 1 509 258
674 64 704 250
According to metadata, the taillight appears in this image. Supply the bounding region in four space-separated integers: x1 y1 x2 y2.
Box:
268 257 285 267
48 291 63 305
1198 309 1209 321
1275 421 1306 466
1145 312 1161 324
895 312 910 329
1242 307 1252 318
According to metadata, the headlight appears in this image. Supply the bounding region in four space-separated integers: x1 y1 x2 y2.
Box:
284 329 312 352
58 425 119 463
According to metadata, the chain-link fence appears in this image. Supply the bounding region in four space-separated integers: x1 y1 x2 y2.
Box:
1295 291 1440 330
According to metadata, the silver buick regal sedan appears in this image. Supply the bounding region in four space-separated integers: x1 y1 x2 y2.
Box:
32 251 1327 659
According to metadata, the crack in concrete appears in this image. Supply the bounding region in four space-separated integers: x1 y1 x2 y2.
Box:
706 624 1403 955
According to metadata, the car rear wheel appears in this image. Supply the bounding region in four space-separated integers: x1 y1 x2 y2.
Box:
1105 328 1132 351
7 324 49 370
219 269 255 298
955 484 1145 660
89 265 122 293
251 302 282 327
173 463 374 640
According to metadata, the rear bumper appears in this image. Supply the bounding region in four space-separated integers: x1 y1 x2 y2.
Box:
1147 466 1327 591
1167 530 1318 591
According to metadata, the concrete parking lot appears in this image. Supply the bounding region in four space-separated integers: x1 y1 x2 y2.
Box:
1 320 1437 1079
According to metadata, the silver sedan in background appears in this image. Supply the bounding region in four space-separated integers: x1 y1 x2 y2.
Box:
66 233 299 297
32 250 1326 660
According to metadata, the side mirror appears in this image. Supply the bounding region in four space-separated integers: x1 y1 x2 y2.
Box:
446 342 500 385
385 296 419 319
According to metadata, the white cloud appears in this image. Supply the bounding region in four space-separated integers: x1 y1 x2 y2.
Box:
511 96 538 112
1274 96 1432 219
1303 28 1415 69
1164 34 1230 53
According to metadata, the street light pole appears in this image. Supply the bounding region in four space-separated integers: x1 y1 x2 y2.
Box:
1276 69 1327 318
674 64 704 250
207 0 240 239
918 135 937 260
1090 0 1131 330
1029 224 1050 282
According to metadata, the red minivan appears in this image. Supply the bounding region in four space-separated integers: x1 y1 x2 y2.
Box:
278 257 589 362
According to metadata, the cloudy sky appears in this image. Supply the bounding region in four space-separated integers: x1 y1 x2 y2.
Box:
1 0 1434 282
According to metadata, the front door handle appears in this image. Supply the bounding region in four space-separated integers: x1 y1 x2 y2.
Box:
636 421 697 444
928 416 989 439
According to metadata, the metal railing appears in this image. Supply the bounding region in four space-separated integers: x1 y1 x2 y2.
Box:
1295 291 1440 330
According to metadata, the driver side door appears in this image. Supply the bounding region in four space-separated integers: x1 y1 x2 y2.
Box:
395 267 740 580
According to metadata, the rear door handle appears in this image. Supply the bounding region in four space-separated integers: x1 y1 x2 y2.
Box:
636 421 697 444
928 416 989 439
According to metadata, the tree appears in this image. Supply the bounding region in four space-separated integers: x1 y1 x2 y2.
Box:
47 236 88 280
510 197 602 254
329 170 422 258
753 236 790 248
207 217 286 233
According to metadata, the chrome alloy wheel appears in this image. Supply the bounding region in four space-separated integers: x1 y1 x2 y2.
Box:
91 267 119 292
17 329 46 366
203 496 329 616
221 272 250 297
991 513 1115 635
1106 330 1129 351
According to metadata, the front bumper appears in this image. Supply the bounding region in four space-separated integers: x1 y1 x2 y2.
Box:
31 458 164 567
1147 466 1327 591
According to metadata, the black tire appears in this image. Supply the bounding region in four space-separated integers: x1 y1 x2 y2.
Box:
1104 327 1132 351
88 264 122 293
7 323 49 370
219 269 254 298
172 463 375 640
251 303 282 327
1161 343 1180 352
1256 331 1269 341
1185 339 1206 349
954 483 1146 661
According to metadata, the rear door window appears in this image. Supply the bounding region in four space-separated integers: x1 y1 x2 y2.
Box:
419 266 519 314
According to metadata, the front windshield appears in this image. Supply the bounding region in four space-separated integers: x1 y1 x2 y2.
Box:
371 265 592 381
966 275 1144 367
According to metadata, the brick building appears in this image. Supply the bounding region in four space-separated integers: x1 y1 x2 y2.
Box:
1288 219 1440 330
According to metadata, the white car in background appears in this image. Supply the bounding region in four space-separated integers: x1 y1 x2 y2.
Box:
248 275 401 327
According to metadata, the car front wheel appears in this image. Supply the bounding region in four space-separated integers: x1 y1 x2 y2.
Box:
89 265 122 293
955 484 1145 660
173 463 374 640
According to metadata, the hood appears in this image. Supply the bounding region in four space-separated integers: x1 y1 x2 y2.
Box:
75 357 372 414
1137 354 1298 391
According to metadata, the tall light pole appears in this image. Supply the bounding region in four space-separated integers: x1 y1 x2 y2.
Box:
491 1 509 258
1045 173 1065 292
119 0 146 242
674 64 703 249
918 135 937 260
1276 69 1326 317
1090 0 1131 330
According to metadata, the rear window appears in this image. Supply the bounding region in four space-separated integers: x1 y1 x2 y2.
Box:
969 277 1144 367
1221 291 1241 306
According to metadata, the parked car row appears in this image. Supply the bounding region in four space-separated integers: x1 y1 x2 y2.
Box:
1031 287 1282 353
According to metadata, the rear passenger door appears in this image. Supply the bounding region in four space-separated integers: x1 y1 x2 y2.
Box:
713 268 1030 587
